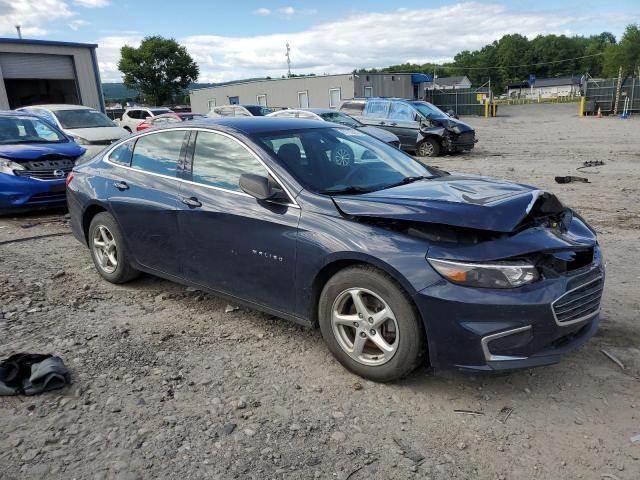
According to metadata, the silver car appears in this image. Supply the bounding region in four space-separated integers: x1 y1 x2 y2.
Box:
267 108 400 147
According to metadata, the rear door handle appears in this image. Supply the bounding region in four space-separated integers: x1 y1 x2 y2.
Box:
113 181 129 191
182 196 202 208
379 122 386 125
390 122 398 126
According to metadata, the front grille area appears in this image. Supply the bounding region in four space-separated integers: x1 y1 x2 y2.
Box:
27 192 67 203
13 158 74 180
552 276 603 324
453 131 475 146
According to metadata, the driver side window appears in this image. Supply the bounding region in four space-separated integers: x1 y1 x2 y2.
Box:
388 102 415 121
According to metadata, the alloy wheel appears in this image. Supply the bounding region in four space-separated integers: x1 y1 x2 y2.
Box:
333 147 352 167
92 225 118 274
331 288 399 366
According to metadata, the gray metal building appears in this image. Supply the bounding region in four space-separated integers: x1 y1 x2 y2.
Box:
190 72 432 113
0 38 105 112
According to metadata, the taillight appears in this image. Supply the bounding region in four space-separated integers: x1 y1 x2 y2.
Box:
66 172 74 187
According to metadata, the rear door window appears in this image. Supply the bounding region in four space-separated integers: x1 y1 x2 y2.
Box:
130 130 187 177
363 100 390 118
191 131 269 192
109 141 135 166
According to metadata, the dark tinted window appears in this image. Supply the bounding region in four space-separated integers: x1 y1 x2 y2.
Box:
192 131 269 192
339 101 365 116
130 131 186 176
126 110 140 119
109 141 134 166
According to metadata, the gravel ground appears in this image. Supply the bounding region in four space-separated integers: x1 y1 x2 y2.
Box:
1 103 639 480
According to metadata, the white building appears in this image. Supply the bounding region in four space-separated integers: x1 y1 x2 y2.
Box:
507 76 582 99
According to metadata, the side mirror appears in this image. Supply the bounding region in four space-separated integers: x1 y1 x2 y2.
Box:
239 173 286 201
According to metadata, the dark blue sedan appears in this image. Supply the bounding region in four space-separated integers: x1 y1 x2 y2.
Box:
67 118 604 381
0 112 86 212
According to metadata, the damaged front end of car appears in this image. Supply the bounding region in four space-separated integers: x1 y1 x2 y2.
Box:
332 180 604 373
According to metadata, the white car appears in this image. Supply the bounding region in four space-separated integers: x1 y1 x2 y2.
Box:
267 108 400 147
17 104 129 157
118 107 174 132
207 105 253 117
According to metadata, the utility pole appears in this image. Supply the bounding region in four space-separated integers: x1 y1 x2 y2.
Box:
15 25 22 39
285 43 291 78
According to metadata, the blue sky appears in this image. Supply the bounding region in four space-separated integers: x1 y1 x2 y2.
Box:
1 1 638 82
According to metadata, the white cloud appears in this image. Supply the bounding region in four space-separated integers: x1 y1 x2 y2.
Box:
94 3 629 83
96 34 142 82
68 19 90 30
0 0 73 36
253 7 271 16
279 6 295 16
74 0 109 7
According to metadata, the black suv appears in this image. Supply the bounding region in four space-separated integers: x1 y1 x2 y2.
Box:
339 98 476 157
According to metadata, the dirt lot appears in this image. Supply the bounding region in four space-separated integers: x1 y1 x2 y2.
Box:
1 103 639 480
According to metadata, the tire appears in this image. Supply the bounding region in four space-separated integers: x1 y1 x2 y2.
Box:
416 137 440 157
88 212 139 284
318 266 425 382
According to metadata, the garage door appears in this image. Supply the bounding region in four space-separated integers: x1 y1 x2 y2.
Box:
0 53 76 79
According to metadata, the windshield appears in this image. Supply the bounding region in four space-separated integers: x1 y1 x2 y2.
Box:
254 127 436 194
245 105 274 116
0 116 67 144
55 109 115 129
411 101 448 119
319 112 361 128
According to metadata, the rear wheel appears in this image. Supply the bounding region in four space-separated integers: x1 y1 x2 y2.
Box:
416 137 440 157
88 212 139 284
318 266 425 382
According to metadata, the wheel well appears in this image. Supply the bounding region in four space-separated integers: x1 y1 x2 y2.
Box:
310 259 421 328
82 205 107 244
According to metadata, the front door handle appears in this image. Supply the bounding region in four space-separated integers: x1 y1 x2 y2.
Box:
379 121 386 125
390 122 398 126
113 181 129 191
182 196 202 208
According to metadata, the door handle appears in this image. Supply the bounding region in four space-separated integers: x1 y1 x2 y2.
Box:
182 196 202 208
379 122 386 125
113 181 129 191
390 122 398 126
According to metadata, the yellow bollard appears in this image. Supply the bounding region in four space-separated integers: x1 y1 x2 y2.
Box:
484 101 489 118
579 96 585 116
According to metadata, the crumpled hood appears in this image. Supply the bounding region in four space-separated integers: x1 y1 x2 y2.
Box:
427 116 474 132
0 142 85 161
332 174 552 233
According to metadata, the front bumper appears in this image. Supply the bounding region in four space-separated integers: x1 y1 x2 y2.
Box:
414 260 604 373
0 173 67 212
446 131 476 152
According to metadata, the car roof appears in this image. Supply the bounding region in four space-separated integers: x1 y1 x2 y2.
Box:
22 104 99 111
304 108 339 114
0 110 40 118
188 116 340 134
126 106 172 111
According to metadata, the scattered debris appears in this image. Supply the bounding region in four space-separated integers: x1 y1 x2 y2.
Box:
345 459 378 480
352 382 363 391
630 434 640 444
225 304 240 313
600 349 625 370
555 175 590 184
0 353 70 396
601 473 622 480
454 409 484 416
496 406 513 424
578 160 606 172
0 232 71 246
392 437 425 463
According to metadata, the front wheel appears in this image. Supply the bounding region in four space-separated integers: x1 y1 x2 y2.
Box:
88 212 139 284
318 266 426 382
416 137 440 157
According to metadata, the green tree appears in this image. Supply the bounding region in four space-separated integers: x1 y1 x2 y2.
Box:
603 24 640 77
118 36 199 106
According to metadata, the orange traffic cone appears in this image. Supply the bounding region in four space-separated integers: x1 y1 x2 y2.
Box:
597 107 602 118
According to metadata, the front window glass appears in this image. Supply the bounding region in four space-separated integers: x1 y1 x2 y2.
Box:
254 127 434 194
411 101 448 119
319 112 361 128
388 103 415 121
130 131 186 176
55 109 115 129
364 100 390 118
192 131 269 192
0 116 66 144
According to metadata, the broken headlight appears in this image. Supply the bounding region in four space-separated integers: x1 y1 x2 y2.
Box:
428 258 539 289
0 159 25 175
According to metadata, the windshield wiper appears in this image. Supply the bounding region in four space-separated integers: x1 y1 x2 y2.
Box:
320 186 374 195
379 175 431 191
